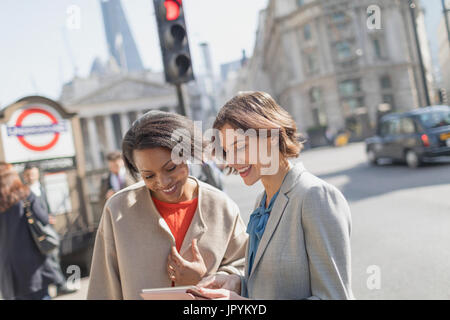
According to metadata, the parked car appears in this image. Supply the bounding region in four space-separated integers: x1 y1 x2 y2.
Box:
365 105 450 168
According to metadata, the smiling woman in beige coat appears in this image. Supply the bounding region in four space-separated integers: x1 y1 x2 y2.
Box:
196 91 354 300
87 111 248 300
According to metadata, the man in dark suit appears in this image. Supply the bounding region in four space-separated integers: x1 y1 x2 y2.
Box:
23 163 76 296
23 164 50 215
100 151 134 209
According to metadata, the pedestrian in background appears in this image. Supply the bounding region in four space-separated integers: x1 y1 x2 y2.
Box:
189 158 225 191
99 151 134 208
196 91 354 300
22 163 76 296
0 162 60 300
87 111 248 299
23 163 50 216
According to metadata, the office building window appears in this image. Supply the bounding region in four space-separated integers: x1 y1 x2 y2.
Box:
312 107 328 127
339 79 361 97
331 12 346 23
342 97 365 113
303 24 312 40
382 94 395 109
305 52 319 74
335 22 347 30
309 87 327 126
336 41 352 59
380 75 392 89
372 38 385 59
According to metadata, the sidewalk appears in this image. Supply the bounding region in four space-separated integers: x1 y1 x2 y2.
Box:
52 277 90 300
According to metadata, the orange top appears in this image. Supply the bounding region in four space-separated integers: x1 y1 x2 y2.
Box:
152 196 199 252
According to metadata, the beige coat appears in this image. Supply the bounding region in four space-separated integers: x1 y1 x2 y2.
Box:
241 162 354 300
87 177 248 300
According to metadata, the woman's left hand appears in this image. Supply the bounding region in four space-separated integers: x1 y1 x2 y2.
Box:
167 238 207 285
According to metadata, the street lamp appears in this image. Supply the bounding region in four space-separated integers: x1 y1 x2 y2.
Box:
408 0 431 106
442 0 450 46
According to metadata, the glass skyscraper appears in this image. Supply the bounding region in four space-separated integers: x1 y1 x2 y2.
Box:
100 0 144 72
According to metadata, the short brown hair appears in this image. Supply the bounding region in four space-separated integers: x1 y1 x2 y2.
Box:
213 91 303 159
0 162 30 213
122 110 205 180
106 151 122 162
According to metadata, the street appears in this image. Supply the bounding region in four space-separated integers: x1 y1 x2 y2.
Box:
56 142 450 300
300 142 450 299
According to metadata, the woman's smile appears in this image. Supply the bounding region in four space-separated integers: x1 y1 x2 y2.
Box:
160 182 178 196
237 165 252 178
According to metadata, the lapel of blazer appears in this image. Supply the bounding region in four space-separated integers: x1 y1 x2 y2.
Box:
179 177 208 257
248 161 306 279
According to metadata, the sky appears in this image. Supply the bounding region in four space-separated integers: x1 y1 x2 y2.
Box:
0 0 268 107
0 0 446 108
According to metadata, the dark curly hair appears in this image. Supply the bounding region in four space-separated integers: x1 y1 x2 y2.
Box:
122 110 205 180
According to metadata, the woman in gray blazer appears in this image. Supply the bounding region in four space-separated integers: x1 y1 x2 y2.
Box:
195 91 354 300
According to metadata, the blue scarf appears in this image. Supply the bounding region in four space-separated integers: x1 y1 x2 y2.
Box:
246 189 281 275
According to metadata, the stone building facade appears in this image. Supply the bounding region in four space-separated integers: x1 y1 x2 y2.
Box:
59 66 179 171
233 0 434 143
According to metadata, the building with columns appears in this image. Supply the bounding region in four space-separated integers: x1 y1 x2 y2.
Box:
59 64 179 171
230 0 435 144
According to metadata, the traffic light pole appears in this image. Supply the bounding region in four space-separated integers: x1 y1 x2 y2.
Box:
153 0 194 117
175 83 189 117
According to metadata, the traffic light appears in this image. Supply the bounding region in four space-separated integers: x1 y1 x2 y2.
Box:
154 0 194 84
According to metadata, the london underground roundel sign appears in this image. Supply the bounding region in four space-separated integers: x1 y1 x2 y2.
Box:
13 108 62 151
1 104 76 163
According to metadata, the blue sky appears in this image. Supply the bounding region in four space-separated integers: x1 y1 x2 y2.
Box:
0 0 446 108
0 0 268 107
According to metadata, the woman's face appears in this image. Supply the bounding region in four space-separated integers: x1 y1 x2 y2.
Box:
220 123 279 186
133 147 190 203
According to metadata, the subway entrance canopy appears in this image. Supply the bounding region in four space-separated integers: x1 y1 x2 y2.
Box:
0 96 77 164
0 96 96 267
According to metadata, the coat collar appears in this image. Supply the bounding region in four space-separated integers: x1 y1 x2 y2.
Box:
248 161 307 278
279 161 306 195
145 176 208 256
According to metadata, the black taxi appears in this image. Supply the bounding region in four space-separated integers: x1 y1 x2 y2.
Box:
365 105 450 168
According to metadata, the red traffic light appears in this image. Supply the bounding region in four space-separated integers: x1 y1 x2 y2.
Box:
164 0 182 21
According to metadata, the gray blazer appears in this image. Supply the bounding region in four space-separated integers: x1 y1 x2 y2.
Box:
241 162 354 300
